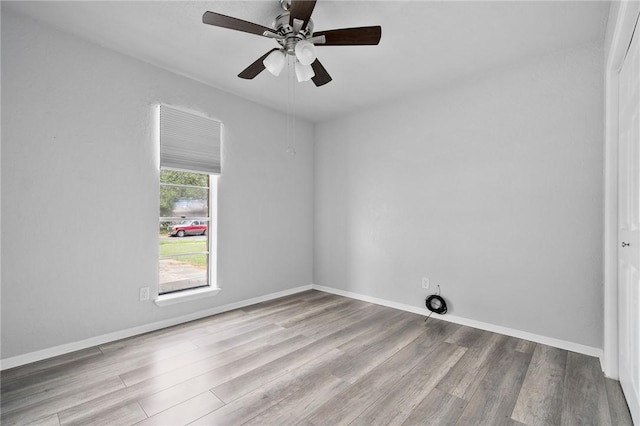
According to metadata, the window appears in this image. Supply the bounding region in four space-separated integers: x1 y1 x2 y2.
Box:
158 105 221 296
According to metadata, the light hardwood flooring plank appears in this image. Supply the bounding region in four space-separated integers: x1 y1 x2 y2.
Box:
239 290 332 312
205 299 344 338
189 319 283 347
150 333 306 393
211 340 340 403
64 401 147 426
515 339 537 354
234 293 347 329
2 337 199 401
317 319 460 396
125 334 270 392
401 388 467 426
200 304 309 336
190 349 345 425
24 413 61 426
560 352 612 426
1 347 104 391
274 299 363 329
1 341 199 413
136 375 224 418
119 324 284 386
455 344 532 426
0 376 126 426
113 334 312 421
211 307 402 402
295 303 385 338
444 326 489 348
55 380 155 425
511 344 567 426
56 334 309 424
197 297 320 336
98 327 207 358
197 296 340 339
335 308 406 353
604 377 634 426
229 294 314 314
241 371 347 425
311 305 404 351
351 342 467 425
331 314 439 384
435 331 506 400
280 299 372 336
105 336 308 422
235 296 348 329
135 391 224 426
303 322 460 426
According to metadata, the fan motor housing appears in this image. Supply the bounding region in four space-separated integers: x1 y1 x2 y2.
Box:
273 12 314 54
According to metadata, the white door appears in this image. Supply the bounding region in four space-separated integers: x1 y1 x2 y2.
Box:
618 18 640 425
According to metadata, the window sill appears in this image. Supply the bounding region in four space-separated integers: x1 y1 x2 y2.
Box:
155 287 221 307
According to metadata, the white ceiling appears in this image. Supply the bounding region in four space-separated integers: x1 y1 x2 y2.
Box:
4 1 610 122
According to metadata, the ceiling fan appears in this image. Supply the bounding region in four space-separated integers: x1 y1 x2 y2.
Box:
202 0 382 87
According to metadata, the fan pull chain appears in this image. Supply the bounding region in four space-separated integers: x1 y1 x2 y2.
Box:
292 58 296 154
286 55 297 155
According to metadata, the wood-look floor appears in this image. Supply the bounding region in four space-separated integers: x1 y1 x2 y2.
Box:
0 290 633 426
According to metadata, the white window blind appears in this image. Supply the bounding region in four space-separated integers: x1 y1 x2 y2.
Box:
160 105 221 174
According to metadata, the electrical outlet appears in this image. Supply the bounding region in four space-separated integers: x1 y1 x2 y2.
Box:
139 287 150 301
422 277 430 289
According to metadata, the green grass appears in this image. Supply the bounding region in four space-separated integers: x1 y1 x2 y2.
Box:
159 238 207 268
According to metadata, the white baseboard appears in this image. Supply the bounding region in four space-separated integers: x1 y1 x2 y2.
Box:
312 284 604 360
2 283 604 371
0 285 312 371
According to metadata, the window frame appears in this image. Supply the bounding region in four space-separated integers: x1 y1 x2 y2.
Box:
159 168 212 296
156 170 220 305
155 105 221 306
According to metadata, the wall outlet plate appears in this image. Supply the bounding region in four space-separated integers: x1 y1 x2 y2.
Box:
422 277 430 289
139 287 150 301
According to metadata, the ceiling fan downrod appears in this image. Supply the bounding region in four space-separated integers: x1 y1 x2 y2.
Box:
280 0 291 11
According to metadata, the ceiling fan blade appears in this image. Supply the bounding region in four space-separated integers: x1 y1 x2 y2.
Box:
203 11 280 38
289 0 317 31
311 59 332 87
238 49 280 79
313 26 382 45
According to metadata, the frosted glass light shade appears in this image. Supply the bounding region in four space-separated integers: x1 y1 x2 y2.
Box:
294 40 317 66
295 61 315 82
263 50 286 76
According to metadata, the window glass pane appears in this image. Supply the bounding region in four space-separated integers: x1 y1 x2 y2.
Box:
160 169 208 187
159 234 208 256
159 254 209 294
159 169 211 295
160 185 209 218
162 219 209 238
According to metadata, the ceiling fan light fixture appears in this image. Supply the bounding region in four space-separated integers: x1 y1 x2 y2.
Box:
295 61 315 82
203 1 382 86
263 49 286 76
294 40 317 66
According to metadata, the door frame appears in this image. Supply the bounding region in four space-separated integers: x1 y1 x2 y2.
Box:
603 0 640 379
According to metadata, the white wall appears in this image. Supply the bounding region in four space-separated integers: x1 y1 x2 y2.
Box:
1 9 314 360
314 42 604 349
0 5 607 362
